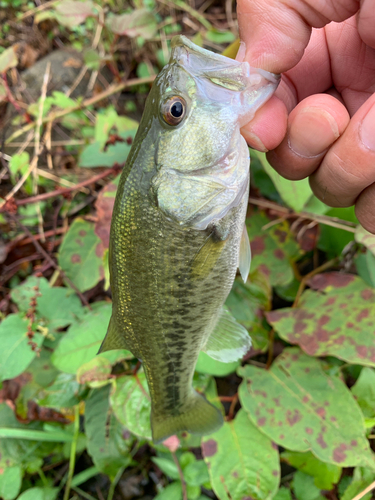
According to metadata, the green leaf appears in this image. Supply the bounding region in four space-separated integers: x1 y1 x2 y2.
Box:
106 9 158 39
83 48 101 70
0 465 22 500
253 151 313 211
195 351 239 377
340 467 375 500
54 0 95 28
225 271 271 351
356 225 375 255
281 450 341 490
110 373 152 440
239 348 375 468
85 386 132 479
355 251 375 288
154 481 182 500
318 207 357 256
79 140 134 168
51 302 113 373
205 29 235 44
11 276 84 333
152 457 180 480
0 45 18 73
58 218 104 292
0 313 43 381
37 373 80 409
17 487 59 500
183 460 210 486
273 487 292 500
351 367 375 419
266 273 375 366
202 409 279 500
292 471 325 500
248 211 302 287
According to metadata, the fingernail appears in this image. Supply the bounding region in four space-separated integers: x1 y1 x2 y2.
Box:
236 42 246 62
288 107 340 158
241 130 268 152
360 104 375 151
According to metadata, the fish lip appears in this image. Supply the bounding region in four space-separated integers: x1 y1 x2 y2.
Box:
170 35 280 85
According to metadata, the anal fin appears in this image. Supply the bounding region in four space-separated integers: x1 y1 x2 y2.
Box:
98 316 130 354
202 306 251 363
239 223 251 283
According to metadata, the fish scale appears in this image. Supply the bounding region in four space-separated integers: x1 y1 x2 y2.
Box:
100 35 280 442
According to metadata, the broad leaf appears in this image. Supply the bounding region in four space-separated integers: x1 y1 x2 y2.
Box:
0 314 43 381
195 351 239 377
0 45 18 73
106 9 158 39
85 386 132 478
292 471 325 500
0 466 22 500
281 450 341 490
17 488 59 500
254 151 313 212
247 211 302 287
11 276 84 333
54 0 95 28
239 348 375 467
110 373 152 440
266 273 375 366
351 367 375 419
58 218 104 292
202 409 279 500
51 302 117 373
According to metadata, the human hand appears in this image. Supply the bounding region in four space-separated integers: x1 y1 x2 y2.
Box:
237 0 375 232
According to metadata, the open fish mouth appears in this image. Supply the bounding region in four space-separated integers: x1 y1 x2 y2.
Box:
169 35 280 126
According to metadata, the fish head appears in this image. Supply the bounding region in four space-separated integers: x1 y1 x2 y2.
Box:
151 35 280 174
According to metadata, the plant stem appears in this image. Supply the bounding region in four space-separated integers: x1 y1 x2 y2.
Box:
171 452 187 500
63 405 80 500
107 466 125 500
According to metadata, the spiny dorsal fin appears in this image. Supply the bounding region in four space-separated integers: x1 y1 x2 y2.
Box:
202 306 251 363
239 223 251 283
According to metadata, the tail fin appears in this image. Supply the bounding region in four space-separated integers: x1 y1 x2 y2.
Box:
151 392 223 443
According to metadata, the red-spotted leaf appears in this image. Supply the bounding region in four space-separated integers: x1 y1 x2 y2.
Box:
106 9 157 39
266 273 375 366
94 175 120 249
202 409 279 500
54 0 96 28
355 225 375 256
58 218 104 292
247 211 302 287
238 348 375 468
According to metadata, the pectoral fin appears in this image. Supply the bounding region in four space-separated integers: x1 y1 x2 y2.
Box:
98 316 130 354
191 234 226 279
202 306 251 362
239 223 251 283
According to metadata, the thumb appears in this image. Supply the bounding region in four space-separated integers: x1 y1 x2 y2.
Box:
237 0 359 73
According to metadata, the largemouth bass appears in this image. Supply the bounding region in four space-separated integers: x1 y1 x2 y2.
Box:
100 36 279 443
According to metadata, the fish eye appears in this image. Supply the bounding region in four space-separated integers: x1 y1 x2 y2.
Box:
161 96 186 126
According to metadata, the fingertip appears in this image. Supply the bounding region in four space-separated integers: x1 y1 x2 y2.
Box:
241 96 288 151
355 184 375 234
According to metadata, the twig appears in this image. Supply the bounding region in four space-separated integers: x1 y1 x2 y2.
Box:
63 405 80 500
292 257 338 308
5 76 156 146
6 212 91 307
352 480 375 500
2 164 120 209
36 168 90 194
248 196 357 233
20 0 58 19
171 452 187 500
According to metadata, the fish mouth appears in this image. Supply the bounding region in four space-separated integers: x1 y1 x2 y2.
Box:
170 35 280 91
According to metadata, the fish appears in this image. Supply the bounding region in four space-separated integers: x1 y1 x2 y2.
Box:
99 35 280 443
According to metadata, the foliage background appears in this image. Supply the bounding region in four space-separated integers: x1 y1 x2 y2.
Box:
1 1 375 499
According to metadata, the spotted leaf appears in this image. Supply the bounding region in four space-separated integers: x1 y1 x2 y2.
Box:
202 409 279 500
238 348 375 468
266 273 375 366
